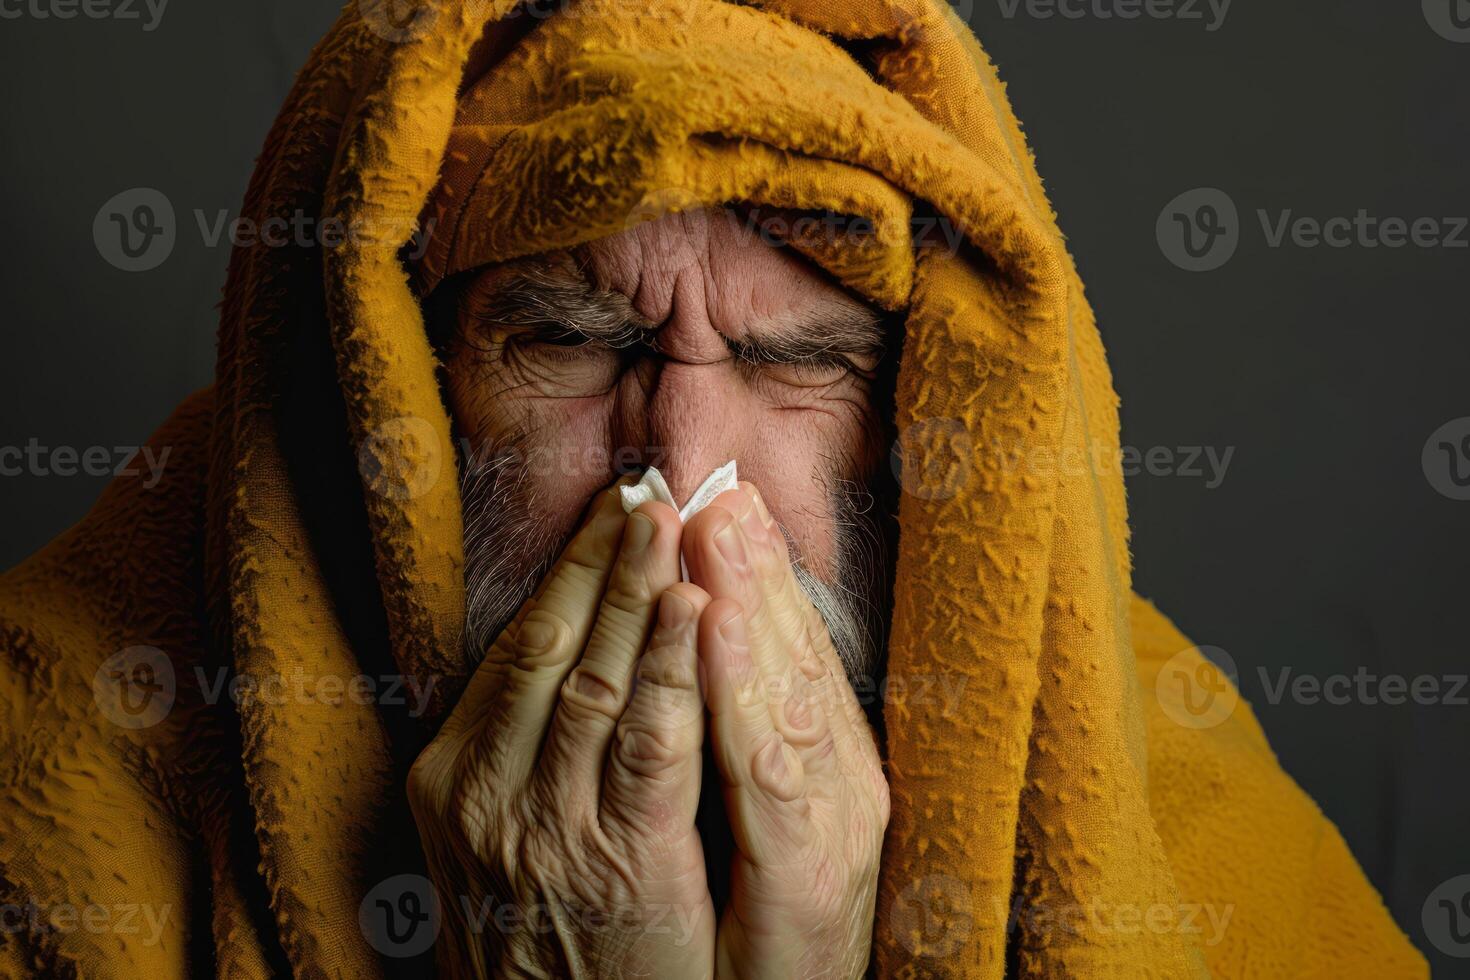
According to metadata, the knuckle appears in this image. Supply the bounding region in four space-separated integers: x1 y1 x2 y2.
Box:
559 665 625 720
614 721 686 773
511 607 574 670
601 574 660 619
636 642 699 695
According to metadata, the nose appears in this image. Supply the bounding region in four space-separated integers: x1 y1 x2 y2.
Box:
640 362 748 509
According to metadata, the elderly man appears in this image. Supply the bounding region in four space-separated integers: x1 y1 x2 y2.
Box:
0 1 1423 977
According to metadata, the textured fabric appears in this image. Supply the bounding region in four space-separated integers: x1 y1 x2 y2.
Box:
0 0 1424 976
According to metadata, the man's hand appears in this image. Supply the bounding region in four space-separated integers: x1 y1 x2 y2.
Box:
682 484 890 980
408 479 717 979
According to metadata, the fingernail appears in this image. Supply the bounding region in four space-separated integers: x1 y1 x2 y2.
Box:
718 608 752 648
714 517 748 570
719 611 756 683
738 494 768 545
751 488 774 530
659 590 695 629
624 513 655 555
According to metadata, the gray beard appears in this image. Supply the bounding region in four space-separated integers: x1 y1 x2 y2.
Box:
459 443 892 692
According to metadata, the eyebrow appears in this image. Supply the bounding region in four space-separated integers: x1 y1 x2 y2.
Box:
463 258 891 363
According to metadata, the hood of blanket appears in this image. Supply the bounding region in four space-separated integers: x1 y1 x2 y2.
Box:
207 1 1203 976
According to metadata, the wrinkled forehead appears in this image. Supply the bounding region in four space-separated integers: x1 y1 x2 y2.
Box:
413 1 923 312
574 207 886 334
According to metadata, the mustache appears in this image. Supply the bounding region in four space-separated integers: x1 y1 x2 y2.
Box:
457 437 894 690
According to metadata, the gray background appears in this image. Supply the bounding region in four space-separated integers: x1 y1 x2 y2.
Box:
1 0 1466 971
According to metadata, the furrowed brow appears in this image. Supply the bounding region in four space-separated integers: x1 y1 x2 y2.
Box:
465 258 893 362
728 304 890 364
465 261 654 347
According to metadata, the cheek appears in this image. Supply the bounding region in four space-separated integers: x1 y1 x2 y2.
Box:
447 353 617 527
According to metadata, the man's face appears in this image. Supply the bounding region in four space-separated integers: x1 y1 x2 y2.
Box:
440 208 899 684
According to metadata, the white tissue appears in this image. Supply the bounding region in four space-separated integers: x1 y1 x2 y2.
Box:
620 461 739 581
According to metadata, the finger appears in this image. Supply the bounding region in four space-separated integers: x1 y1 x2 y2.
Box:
700 600 813 866
599 584 711 846
683 490 793 687
799 592 886 785
446 476 632 783
684 488 841 784
732 481 882 785
540 499 683 798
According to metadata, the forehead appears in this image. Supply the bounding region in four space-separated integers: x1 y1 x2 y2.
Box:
575 208 878 342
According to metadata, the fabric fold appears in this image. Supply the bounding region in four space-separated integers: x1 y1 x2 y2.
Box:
0 1 1425 977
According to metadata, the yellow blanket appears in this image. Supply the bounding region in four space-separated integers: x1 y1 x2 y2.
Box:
0 0 1423 976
